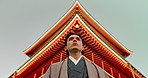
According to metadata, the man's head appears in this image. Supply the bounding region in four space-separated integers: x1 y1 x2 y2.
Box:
65 33 84 56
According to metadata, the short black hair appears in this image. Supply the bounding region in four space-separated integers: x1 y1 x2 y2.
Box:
65 32 84 56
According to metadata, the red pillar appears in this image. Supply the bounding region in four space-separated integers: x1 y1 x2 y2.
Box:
92 53 94 62
110 67 113 77
60 53 63 61
34 73 36 78
41 67 44 75
118 73 121 78
101 60 104 70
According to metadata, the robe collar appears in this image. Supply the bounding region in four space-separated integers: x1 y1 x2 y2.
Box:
59 57 99 78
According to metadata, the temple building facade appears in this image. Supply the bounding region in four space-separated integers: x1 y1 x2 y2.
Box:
9 1 145 78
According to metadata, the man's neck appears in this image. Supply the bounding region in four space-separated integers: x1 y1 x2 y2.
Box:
69 52 82 60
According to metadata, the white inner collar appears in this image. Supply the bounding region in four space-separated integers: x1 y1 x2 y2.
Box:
69 55 83 65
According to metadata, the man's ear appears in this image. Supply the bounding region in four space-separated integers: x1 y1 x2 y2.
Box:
82 46 84 50
65 46 67 50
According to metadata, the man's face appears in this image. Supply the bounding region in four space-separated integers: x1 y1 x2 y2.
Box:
66 35 84 53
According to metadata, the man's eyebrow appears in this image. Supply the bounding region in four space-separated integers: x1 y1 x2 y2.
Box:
68 37 74 40
69 37 74 38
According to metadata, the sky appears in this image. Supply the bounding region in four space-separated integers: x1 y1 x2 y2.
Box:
0 0 148 78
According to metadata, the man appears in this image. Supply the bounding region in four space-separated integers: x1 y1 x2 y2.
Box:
43 33 109 78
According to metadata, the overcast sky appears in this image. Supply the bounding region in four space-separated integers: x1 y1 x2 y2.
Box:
0 0 148 77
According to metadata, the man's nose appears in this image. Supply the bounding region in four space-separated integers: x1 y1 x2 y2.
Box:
73 39 77 42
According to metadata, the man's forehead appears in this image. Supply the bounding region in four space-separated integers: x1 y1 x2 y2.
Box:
68 35 80 38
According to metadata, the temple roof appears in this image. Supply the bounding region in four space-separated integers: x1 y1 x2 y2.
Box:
24 1 132 58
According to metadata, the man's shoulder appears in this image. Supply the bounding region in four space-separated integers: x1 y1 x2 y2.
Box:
84 58 94 64
84 58 104 71
50 59 66 67
51 61 63 66
84 58 109 78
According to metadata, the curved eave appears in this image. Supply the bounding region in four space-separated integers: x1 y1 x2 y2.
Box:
24 1 78 56
76 2 132 56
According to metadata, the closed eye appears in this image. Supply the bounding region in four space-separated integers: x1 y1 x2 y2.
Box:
76 37 81 41
68 37 74 41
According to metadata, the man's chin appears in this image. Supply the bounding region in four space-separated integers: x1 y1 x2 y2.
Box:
69 48 79 53
72 48 78 50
